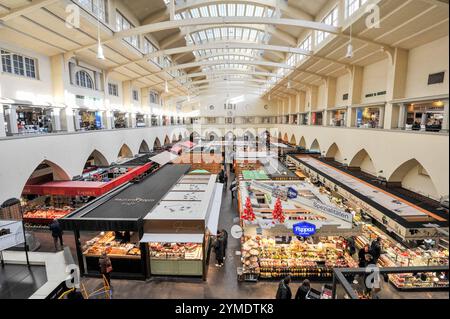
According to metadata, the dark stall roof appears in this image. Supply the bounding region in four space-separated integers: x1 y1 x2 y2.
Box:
60 164 191 231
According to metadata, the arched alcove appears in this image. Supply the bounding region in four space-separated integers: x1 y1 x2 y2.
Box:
349 149 377 176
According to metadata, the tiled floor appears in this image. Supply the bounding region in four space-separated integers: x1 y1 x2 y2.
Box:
0 264 47 299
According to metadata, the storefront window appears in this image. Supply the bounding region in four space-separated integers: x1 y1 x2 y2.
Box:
311 112 323 125
356 107 381 128
136 114 146 127
405 102 445 132
79 110 101 130
16 106 53 134
331 110 346 127
114 112 127 128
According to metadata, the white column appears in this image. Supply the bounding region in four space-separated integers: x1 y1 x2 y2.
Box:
420 113 427 131
322 110 328 126
73 110 81 131
0 105 6 137
51 108 62 132
61 107 75 132
397 103 406 130
442 101 449 132
4 105 18 135
378 107 385 129
103 111 112 129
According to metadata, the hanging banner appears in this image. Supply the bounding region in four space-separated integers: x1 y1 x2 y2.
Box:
312 201 353 223
0 221 25 251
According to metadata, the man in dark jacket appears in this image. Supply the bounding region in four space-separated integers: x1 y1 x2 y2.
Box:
221 229 228 260
276 276 292 299
295 279 311 300
214 233 224 267
358 244 370 267
49 219 64 251
370 237 382 264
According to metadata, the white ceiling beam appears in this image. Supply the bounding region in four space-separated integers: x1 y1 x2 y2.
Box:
192 78 268 85
0 0 60 22
68 17 341 54
162 59 293 72
175 70 282 79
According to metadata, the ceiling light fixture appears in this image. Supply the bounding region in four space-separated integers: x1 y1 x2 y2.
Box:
287 80 291 89
346 20 354 59
165 80 169 93
96 0 105 60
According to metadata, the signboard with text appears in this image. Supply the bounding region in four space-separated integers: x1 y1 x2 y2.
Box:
293 222 317 237
0 221 24 251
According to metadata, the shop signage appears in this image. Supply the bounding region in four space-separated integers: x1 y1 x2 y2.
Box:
287 187 298 199
312 201 353 223
293 222 316 237
0 221 24 251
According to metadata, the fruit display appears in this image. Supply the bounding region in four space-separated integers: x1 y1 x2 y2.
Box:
23 206 73 224
241 236 357 280
83 232 141 258
149 242 203 260
355 223 449 290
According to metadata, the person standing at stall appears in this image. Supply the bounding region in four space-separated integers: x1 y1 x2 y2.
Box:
276 276 292 299
221 229 228 260
370 237 382 264
295 279 311 300
49 219 64 251
99 251 113 287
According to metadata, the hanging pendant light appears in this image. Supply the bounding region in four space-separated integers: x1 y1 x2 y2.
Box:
287 80 291 89
96 0 105 60
165 80 169 93
346 20 354 59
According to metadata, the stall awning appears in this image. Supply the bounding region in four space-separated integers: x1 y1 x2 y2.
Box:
206 183 223 235
149 151 179 166
140 233 204 243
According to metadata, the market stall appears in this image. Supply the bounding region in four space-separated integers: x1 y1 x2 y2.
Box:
237 177 360 282
60 164 191 280
142 174 222 280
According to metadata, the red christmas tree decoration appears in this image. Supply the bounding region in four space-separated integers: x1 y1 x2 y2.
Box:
242 197 256 222
272 198 285 223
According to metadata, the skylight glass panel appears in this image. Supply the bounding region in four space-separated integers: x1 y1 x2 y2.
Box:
267 8 274 17
218 4 226 16
206 29 214 40
237 4 245 16
249 29 258 42
229 27 236 39
254 6 264 17
235 27 243 39
242 28 250 40
221 27 228 38
245 4 255 16
199 6 209 17
214 28 221 39
228 3 236 15
199 30 207 42
191 8 200 18
209 5 218 17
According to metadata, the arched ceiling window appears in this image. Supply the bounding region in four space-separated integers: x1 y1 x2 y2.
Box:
174 3 276 20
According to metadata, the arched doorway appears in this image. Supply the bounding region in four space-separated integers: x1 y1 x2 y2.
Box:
388 159 439 200
310 139 321 153
154 138 162 150
349 149 377 176
83 150 109 171
118 144 133 160
325 143 343 162
139 140 150 154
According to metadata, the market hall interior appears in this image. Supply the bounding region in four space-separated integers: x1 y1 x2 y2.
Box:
0 0 449 300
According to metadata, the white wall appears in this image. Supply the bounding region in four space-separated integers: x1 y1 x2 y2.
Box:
361 58 388 104
402 165 439 200
0 41 54 105
405 36 449 99
184 93 278 117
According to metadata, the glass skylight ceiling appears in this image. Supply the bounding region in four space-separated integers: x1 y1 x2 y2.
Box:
174 3 275 20
172 1 276 88
186 27 270 46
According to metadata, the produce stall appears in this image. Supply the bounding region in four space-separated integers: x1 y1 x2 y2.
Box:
142 174 222 280
60 164 191 280
355 223 449 291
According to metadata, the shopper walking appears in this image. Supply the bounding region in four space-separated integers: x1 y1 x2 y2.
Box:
221 229 228 260
230 179 238 202
49 219 64 251
370 237 382 264
99 251 113 287
218 166 225 184
276 275 292 300
214 233 225 267
295 279 311 300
